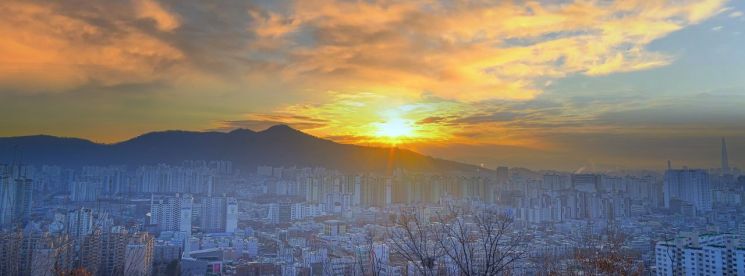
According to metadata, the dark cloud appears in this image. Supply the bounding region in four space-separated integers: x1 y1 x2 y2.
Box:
451 112 518 124
210 113 329 132
321 134 369 144
211 120 326 132
417 116 454 125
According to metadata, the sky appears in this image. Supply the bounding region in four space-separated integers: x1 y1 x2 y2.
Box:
1 0 744 171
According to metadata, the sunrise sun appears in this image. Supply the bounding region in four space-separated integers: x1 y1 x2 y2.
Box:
373 118 416 142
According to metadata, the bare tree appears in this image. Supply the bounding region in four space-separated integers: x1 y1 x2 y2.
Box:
435 205 530 276
55 267 93 276
122 232 155 276
656 232 681 276
387 207 444 276
28 233 75 276
572 229 644 276
386 205 530 276
530 252 567 276
354 231 384 276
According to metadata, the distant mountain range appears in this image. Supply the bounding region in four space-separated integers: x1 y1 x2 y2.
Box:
0 125 482 173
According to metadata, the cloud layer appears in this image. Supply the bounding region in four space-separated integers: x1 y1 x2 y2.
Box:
0 0 726 98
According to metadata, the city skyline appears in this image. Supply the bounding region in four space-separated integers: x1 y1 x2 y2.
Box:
2 0 745 170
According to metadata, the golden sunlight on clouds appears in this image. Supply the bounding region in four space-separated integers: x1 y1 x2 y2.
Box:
134 0 181 32
242 0 727 148
214 92 461 145
0 0 726 100
0 0 184 93
249 0 727 102
0 0 731 155
289 93 457 145
373 118 416 142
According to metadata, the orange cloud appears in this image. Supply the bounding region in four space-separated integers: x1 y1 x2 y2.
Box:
247 0 726 101
0 0 726 100
225 0 728 147
134 0 181 31
0 0 184 93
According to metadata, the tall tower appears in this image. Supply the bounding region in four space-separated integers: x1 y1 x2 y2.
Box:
0 165 33 227
722 137 730 175
225 197 238 233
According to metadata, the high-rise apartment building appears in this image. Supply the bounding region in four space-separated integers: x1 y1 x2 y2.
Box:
200 196 225 232
70 181 100 202
656 232 745 276
81 228 154 276
199 195 237 232
67 207 93 240
150 194 193 235
543 173 570 190
0 164 33 227
571 174 601 193
663 169 712 212
225 197 238 233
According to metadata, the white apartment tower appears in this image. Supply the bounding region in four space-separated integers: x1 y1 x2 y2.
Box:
150 193 193 235
67 207 93 240
225 197 238 233
199 195 238 232
656 232 745 276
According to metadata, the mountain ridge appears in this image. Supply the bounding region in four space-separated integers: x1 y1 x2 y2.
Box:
0 125 484 173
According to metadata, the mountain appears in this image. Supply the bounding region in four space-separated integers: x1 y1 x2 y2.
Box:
0 125 483 173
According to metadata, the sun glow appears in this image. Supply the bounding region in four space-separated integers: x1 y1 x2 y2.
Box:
290 94 455 145
373 118 416 142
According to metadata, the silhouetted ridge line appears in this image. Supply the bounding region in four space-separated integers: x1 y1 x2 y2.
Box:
0 125 482 173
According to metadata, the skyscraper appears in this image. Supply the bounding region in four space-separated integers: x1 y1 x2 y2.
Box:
663 169 712 212
12 178 32 225
67 207 93 241
0 164 33 227
200 196 225 232
0 166 16 226
722 137 730 175
150 194 193 235
199 195 237 232
225 197 238 233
